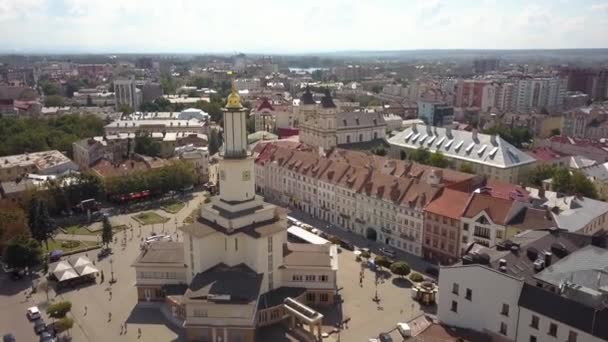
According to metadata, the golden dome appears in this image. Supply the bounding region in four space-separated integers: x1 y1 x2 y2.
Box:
225 81 242 109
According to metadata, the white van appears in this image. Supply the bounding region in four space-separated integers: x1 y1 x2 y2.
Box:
397 322 411 338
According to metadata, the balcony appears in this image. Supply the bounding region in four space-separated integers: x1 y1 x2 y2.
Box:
380 227 392 235
400 233 415 242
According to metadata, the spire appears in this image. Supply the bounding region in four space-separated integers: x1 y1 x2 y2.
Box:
226 80 242 109
321 88 336 108
300 86 315 105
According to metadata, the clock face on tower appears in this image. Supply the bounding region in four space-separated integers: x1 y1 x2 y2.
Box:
242 170 251 181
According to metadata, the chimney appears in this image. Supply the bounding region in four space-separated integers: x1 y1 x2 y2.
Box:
472 128 478 141
426 125 432 135
490 134 497 145
446 126 452 139
544 251 552 266
412 123 418 133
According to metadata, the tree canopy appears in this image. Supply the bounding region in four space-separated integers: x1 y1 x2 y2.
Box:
2 236 42 269
483 125 532 148
528 165 598 199
0 203 29 253
47 301 72 319
134 132 161 157
208 128 223 155
458 163 475 174
409 147 449 168
0 114 105 157
390 261 411 278
104 161 195 197
101 216 113 248
28 198 55 249
44 95 66 107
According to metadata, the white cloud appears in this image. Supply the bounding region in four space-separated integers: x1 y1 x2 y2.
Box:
0 0 605 53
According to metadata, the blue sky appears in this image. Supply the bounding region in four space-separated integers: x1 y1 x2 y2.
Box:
0 0 607 53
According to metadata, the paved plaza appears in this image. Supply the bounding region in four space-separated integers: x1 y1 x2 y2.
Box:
1 190 433 342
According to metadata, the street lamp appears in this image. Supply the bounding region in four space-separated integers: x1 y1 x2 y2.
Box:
109 258 116 284
373 272 380 303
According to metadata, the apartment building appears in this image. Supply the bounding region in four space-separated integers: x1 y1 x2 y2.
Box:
0 150 78 182
388 124 537 183
439 230 608 342
255 143 482 257
514 77 567 113
423 189 470 264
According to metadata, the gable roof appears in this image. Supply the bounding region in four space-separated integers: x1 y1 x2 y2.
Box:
425 189 471 219
462 193 514 225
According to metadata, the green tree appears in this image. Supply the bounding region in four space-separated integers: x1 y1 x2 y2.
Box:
40 81 61 96
569 170 598 198
312 70 323 81
360 250 371 259
28 198 55 250
55 317 74 335
118 104 133 115
101 216 113 248
528 165 556 187
458 163 475 174
44 95 65 107
483 125 532 148
550 128 561 137
390 261 411 278
2 236 42 269
0 203 29 253
371 85 382 94
374 255 392 270
194 100 223 122
409 147 431 164
134 132 161 157
399 150 407 160
153 97 173 111
246 116 256 134
190 77 212 89
86 95 93 106
372 146 387 156
428 151 449 168
208 128 222 155
160 73 177 94
409 272 424 282
47 301 72 319
140 101 160 112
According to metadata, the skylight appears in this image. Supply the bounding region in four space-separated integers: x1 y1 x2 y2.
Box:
419 135 427 144
489 147 498 157
477 145 487 155
427 136 436 145
436 136 446 147
404 132 413 141
445 139 453 148
465 142 475 153
411 133 420 142
455 141 464 150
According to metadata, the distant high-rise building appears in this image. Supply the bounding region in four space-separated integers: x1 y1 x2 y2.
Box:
141 83 163 103
472 58 500 74
114 79 142 111
514 77 567 113
560 67 608 101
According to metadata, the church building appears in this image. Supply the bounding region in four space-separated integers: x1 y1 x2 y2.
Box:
298 87 387 149
132 85 338 342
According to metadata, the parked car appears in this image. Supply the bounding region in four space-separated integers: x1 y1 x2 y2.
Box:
397 322 412 338
33 320 46 335
379 247 396 258
425 266 439 277
339 240 355 251
2 334 15 342
378 333 393 342
39 331 56 342
98 248 112 260
27 306 41 320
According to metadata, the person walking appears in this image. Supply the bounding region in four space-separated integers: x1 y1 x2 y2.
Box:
84 306 87 316
108 312 112 322
138 327 142 339
124 321 128 334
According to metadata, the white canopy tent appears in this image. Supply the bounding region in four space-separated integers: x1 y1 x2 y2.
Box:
49 260 72 274
74 264 99 276
55 269 79 282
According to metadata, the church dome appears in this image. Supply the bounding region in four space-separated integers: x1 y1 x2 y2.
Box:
226 86 242 109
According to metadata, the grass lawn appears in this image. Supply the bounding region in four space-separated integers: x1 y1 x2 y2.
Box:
133 212 170 225
44 239 100 253
64 224 129 235
161 200 185 214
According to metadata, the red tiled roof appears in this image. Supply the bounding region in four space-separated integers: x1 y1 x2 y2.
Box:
483 180 530 201
462 193 514 225
526 147 569 161
256 97 274 112
424 189 471 219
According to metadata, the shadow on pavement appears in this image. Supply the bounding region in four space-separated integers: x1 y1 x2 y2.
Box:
255 324 293 342
391 277 413 288
0 273 35 296
125 306 186 341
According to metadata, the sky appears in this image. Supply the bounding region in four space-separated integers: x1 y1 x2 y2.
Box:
0 0 607 53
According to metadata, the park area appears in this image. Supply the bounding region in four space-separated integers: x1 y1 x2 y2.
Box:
160 199 185 214
132 212 169 225
44 239 99 253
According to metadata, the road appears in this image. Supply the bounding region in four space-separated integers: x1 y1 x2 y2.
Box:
285 207 436 277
